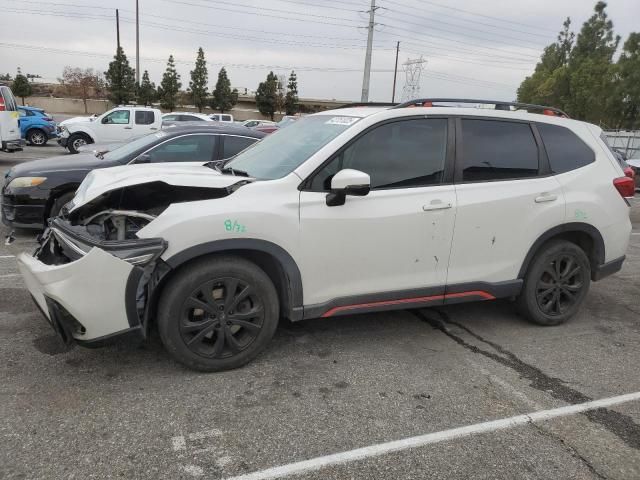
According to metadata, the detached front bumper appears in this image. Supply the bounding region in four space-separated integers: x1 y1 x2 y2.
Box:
57 136 68 148
18 246 140 344
17 221 167 346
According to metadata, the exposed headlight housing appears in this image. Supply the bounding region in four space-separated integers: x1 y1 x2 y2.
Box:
49 220 166 267
8 177 47 188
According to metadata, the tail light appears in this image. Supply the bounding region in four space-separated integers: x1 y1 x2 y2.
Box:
613 176 635 198
0 97 5 111
623 166 635 179
43 116 53 122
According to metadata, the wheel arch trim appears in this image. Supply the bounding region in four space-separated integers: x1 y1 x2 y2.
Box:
517 223 605 280
164 239 304 319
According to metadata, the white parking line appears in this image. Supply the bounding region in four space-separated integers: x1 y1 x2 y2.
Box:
0 274 20 278
0 255 15 259
225 392 640 480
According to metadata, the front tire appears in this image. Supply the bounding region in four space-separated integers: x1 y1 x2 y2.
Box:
27 129 48 146
517 240 591 326
158 255 280 372
67 133 91 154
48 191 76 221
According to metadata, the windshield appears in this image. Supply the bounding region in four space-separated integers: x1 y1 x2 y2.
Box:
224 115 360 179
103 131 169 162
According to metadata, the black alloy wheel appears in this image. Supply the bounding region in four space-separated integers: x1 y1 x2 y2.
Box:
535 254 584 316
180 277 265 359
517 240 591 326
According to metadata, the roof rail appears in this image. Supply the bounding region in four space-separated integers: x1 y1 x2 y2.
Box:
393 98 570 118
334 102 399 109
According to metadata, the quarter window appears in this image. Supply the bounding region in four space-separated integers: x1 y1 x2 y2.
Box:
135 110 155 125
309 118 448 191
460 119 539 182
147 134 217 163
222 136 257 159
537 123 595 174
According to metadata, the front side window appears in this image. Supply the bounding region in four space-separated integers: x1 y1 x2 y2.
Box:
537 123 595 174
103 110 130 125
222 135 257 159
225 115 361 179
309 118 448 191
135 110 155 125
460 119 538 182
147 134 217 163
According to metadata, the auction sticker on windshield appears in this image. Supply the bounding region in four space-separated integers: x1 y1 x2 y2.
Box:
325 116 359 126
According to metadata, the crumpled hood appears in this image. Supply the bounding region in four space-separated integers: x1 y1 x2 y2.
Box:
70 162 250 211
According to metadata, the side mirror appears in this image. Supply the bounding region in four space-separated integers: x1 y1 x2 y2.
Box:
326 169 371 207
134 153 151 164
102 117 110 124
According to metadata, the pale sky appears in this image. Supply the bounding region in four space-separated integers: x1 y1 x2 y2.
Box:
0 0 637 102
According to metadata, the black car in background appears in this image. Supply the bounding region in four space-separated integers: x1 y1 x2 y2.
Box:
1 124 265 229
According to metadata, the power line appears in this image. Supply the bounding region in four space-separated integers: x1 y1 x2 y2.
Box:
381 9 550 48
0 41 517 91
383 0 558 34
380 1 551 39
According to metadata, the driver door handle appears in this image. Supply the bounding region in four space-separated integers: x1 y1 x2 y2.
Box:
535 193 558 203
423 200 452 211
124 126 133 129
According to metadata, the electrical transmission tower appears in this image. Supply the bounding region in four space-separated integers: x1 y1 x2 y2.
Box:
401 56 427 102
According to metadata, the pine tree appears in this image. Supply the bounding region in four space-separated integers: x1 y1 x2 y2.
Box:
567 1 620 124
12 69 32 105
255 71 279 121
210 67 238 113
158 55 182 111
614 33 640 129
284 70 299 115
104 46 136 105
189 47 208 112
137 70 156 107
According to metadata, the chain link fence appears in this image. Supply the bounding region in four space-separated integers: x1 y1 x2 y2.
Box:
603 130 640 159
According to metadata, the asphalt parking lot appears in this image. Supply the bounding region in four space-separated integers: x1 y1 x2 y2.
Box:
1 145 639 479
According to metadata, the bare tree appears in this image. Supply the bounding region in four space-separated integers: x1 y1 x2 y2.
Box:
60 67 104 113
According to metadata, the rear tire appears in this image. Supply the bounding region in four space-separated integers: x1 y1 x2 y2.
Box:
48 191 75 221
517 240 591 326
67 133 91 154
27 129 48 146
158 255 280 372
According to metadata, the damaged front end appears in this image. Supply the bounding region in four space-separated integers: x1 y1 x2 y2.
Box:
21 179 239 347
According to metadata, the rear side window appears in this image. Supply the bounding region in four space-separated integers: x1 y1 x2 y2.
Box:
222 135 257 159
180 115 205 121
222 115 232 122
537 123 595 174
135 110 155 125
460 119 538 182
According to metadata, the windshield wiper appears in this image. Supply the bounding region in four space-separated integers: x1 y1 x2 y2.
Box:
221 166 250 177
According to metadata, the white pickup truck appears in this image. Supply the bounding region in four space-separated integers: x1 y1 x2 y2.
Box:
58 106 162 153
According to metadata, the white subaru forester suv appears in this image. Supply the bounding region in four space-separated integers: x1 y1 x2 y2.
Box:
18 99 634 371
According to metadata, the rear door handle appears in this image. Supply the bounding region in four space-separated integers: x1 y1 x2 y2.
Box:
124 126 133 130
423 200 452 211
534 193 558 203
150 127 158 130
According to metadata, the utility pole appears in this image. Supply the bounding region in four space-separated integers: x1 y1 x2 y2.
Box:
116 9 120 51
360 0 377 103
392 41 400 103
136 0 140 85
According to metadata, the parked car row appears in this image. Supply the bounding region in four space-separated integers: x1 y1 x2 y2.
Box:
5 98 635 373
2 123 265 228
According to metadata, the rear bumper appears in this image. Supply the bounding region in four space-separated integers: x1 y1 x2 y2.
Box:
593 255 625 281
1 139 25 151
